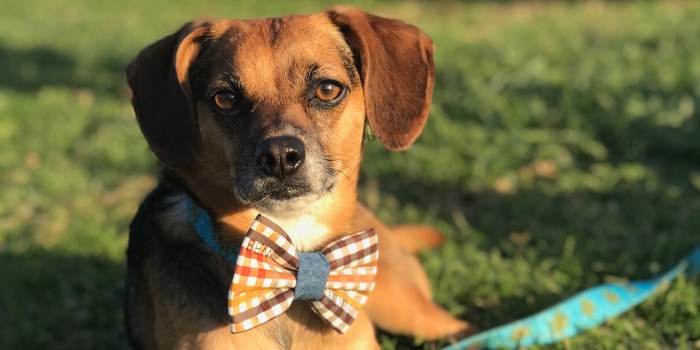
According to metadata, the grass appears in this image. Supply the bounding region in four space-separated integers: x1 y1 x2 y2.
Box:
1 1 699 349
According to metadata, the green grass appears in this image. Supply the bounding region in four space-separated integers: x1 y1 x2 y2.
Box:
2 1 699 349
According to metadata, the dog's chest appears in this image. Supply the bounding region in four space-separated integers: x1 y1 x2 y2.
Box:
261 213 331 252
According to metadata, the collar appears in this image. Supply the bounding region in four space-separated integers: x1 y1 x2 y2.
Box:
185 196 240 265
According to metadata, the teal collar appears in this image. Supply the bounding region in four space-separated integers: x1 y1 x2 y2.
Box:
185 196 240 265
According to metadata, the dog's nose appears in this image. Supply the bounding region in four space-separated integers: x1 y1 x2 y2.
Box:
255 136 306 180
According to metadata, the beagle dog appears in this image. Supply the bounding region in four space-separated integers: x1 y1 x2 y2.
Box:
125 7 474 349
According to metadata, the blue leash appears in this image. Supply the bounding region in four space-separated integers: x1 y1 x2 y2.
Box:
443 246 700 349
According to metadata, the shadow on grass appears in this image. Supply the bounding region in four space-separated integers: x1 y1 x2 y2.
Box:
0 250 128 350
0 43 126 96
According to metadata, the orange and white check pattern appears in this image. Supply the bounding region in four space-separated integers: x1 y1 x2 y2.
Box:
228 214 378 334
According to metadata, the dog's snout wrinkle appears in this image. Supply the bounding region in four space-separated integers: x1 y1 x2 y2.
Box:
255 136 306 180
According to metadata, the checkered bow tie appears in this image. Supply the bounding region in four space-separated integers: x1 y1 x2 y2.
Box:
228 214 379 334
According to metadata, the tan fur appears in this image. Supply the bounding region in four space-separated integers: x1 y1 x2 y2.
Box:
390 225 446 254
125 7 475 350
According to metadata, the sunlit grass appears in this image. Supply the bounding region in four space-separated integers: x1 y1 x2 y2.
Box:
1 1 699 349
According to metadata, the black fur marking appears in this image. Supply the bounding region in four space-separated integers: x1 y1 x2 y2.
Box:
269 18 284 46
125 184 233 348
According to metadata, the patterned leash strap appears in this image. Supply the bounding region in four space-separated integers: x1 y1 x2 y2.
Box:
443 246 700 350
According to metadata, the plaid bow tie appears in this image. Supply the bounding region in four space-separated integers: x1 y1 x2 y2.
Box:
228 214 379 334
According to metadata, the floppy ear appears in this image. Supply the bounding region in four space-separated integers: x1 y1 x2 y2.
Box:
327 7 435 150
126 21 208 169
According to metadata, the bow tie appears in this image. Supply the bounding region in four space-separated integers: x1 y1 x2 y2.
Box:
228 214 379 334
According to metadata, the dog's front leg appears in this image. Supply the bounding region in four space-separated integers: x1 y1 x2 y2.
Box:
354 205 476 341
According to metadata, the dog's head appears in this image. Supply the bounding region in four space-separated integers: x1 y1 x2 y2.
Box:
127 8 434 216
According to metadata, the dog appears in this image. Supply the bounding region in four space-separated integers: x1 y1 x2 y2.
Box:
125 7 474 349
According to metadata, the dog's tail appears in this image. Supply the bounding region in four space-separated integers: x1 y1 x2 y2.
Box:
389 225 445 254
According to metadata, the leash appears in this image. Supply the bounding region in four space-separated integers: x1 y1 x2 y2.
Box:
442 246 700 350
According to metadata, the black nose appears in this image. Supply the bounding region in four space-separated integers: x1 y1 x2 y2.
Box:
255 136 306 180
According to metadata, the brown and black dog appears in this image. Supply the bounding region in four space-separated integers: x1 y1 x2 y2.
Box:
125 7 473 349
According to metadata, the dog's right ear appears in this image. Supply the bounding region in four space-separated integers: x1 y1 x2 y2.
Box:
327 8 435 151
126 21 208 169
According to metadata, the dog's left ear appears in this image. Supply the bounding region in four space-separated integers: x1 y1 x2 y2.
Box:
327 7 435 150
126 21 209 169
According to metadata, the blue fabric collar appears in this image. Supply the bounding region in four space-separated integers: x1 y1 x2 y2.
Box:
185 196 239 265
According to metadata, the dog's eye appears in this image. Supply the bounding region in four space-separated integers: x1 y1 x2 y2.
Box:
212 90 236 111
314 82 343 101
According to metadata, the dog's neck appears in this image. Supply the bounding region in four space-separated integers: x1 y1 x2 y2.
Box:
185 196 240 264
182 190 358 254
254 211 332 252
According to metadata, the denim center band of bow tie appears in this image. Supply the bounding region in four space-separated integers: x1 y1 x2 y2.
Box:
294 252 330 301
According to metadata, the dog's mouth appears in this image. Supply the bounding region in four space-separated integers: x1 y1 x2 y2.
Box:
240 180 336 213
232 161 337 213
266 187 309 199
258 182 314 201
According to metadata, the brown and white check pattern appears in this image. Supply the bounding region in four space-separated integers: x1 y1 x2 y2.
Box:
228 214 378 334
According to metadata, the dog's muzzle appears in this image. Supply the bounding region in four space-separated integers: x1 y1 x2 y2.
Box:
235 133 333 208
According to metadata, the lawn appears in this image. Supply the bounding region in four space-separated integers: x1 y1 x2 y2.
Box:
1 1 699 349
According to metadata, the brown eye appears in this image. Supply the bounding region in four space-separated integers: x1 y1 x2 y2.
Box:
314 82 343 101
213 91 236 111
